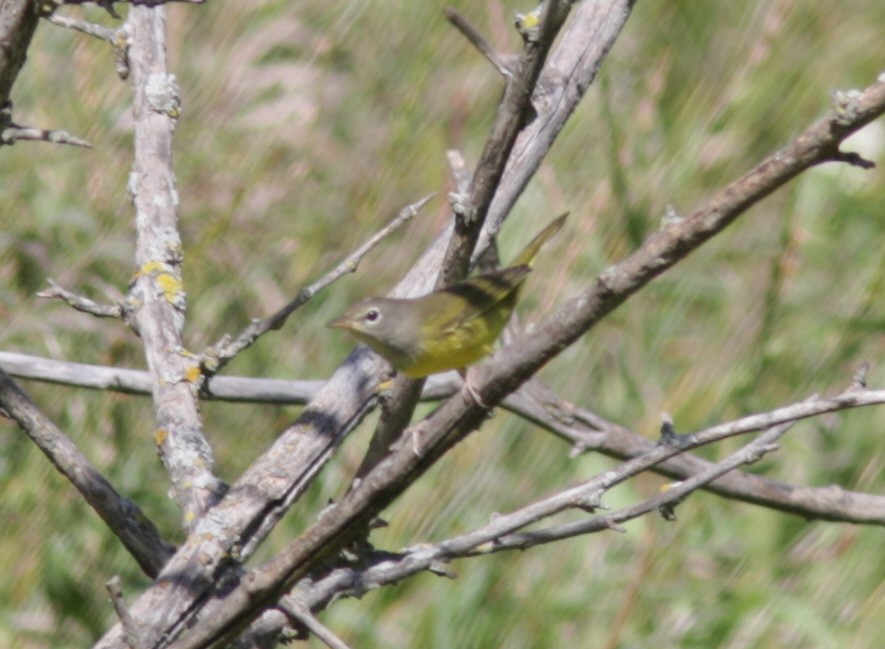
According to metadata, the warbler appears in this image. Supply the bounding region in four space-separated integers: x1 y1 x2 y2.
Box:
328 213 567 378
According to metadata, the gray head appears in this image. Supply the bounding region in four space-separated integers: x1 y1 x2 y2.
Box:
327 297 422 371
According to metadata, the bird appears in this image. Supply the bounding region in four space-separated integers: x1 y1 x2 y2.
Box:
328 213 567 378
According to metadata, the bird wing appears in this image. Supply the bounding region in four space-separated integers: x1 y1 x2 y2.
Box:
435 265 531 333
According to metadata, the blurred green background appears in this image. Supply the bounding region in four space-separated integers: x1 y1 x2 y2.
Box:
1 1 884 647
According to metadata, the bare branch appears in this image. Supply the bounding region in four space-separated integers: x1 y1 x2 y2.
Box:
439 0 573 288
106 576 145 649
90 347 386 649
475 1 668 257
278 597 352 649
46 10 116 41
37 279 129 319
1 100 92 148
0 1 41 105
0 369 174 577
443 7 515 78
0 350 316 403
127 4 225 528
489 423 793 550
4 349 883 526
199 193 434 379
45 12 132 79
299 424 794 614
503 377 885 524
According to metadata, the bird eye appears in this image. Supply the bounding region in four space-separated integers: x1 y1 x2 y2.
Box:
365 308 380 323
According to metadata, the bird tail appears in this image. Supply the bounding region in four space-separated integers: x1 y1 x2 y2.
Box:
509 212 569 268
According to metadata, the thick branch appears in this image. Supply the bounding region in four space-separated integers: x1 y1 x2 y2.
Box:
476 0 638 255
128 4 225 527
91 348 386 649
0 369 174 576
0 0 39 106
440 0 572 287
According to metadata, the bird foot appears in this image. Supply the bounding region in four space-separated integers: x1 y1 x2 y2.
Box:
461 368 489 408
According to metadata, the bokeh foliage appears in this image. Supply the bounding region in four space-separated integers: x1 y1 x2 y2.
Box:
1 1 883 647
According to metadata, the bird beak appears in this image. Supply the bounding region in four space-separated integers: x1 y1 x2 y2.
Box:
327 315 353 330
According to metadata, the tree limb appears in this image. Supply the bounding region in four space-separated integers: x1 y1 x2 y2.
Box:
37 279 129 319
0 369 174 577
4 350 883 527
44 10 132 79
0 0 40 106
128 4 225 528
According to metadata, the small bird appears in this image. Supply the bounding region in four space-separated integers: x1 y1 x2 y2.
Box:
328 214 567 378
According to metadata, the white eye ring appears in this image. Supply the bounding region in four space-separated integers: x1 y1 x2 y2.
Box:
365 308 380 323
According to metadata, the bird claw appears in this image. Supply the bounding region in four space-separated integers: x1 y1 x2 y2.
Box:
410 427 425 456
462 368 489 409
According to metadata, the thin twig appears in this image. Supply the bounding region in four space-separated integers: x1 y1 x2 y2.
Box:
264 423 795 622
443 7 515 77
0 100 91 148
46 11 117 41
278 597 353 649
489 424 793 550
37 279 128 319
45 13 132 79
199 193 434 379
107 576 145 649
